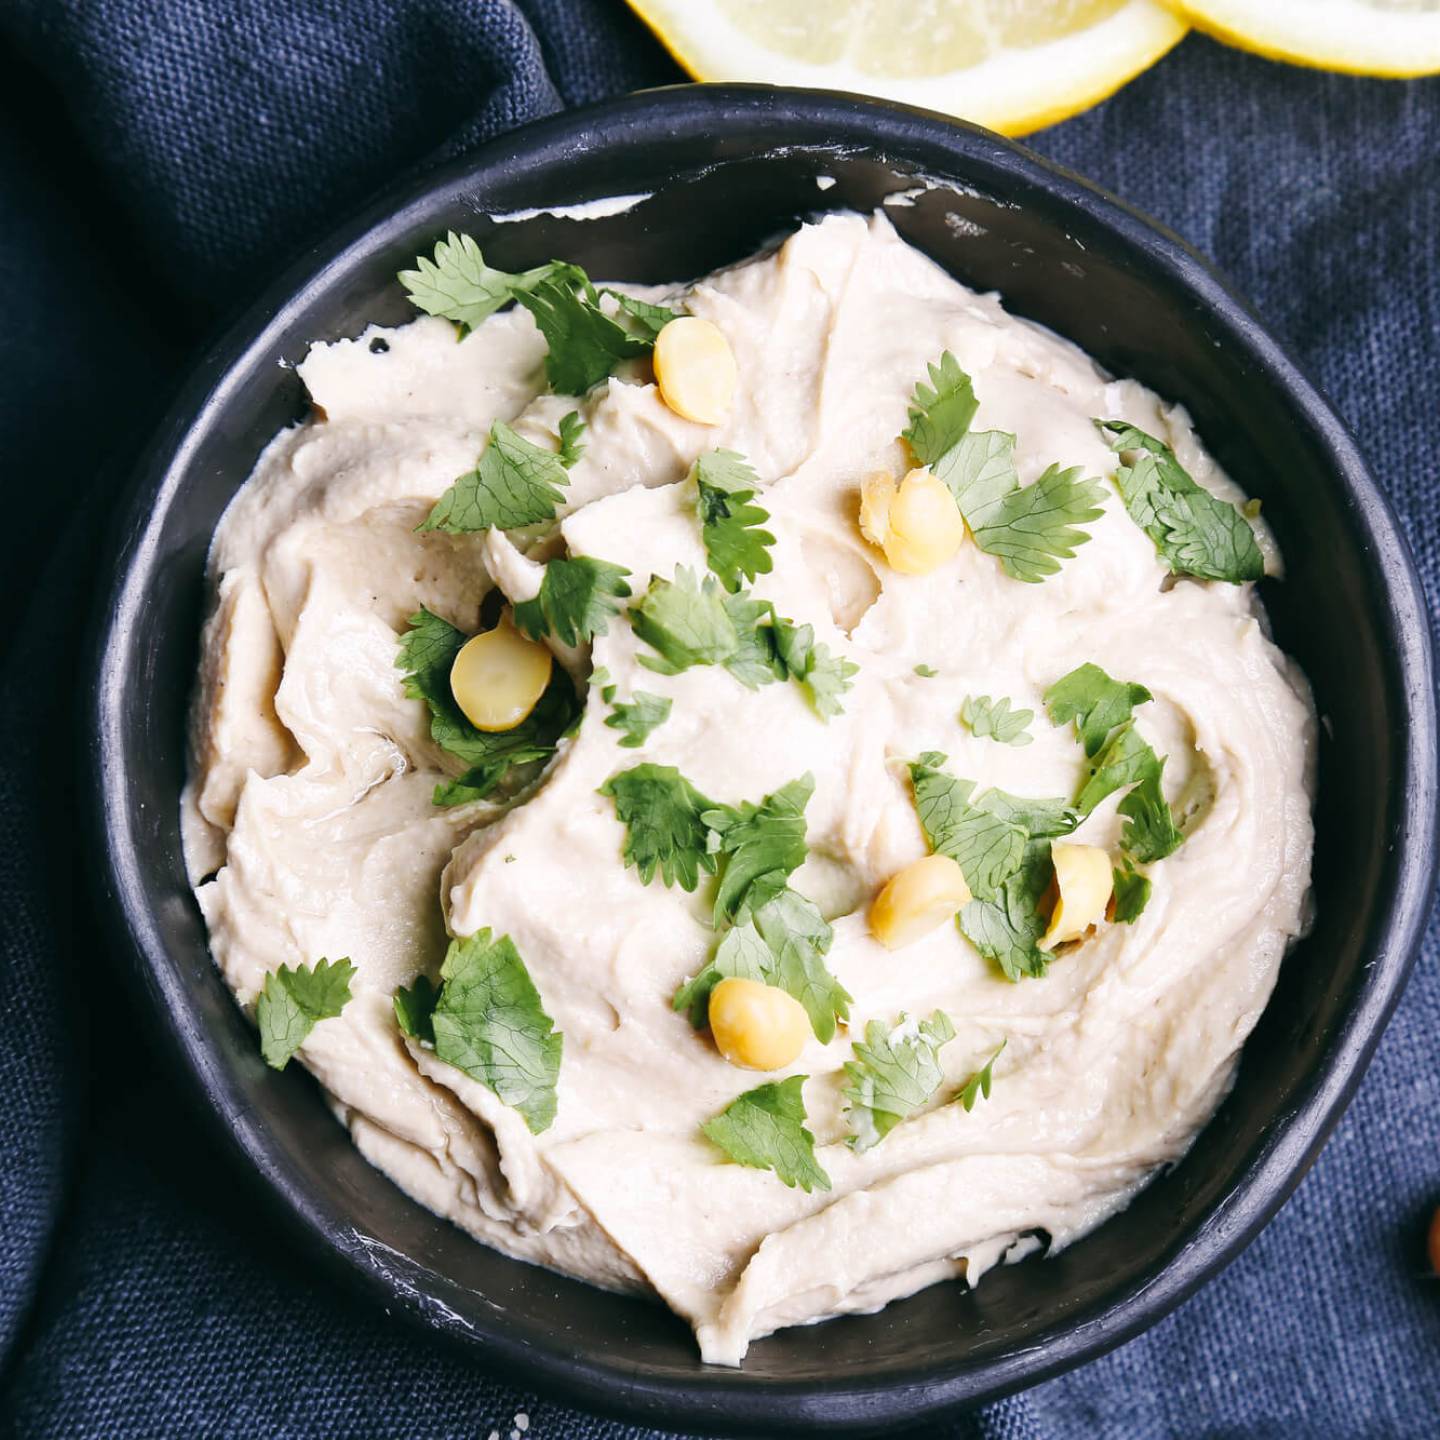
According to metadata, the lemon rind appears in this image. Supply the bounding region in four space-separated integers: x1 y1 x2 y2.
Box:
625 0 1188 136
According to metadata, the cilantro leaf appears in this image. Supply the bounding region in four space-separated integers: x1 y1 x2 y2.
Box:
720 591 786 689
1044 662 1154 758
392 974 438 1044
695 449 776 593
513 556 633 646
515 272 650 394
937 428 1018 516
961 694 1034 747
956 1039 1006 1111
771 615 858 721
974 790 1078 839
970 463 1107 584
1112 864 1152 924
556 411 587 468
959 842 1055 983
599 762 718 891
704 775 813 925
914 664 938 678
1097 420 1264 583
908 755 1026 902
754 890 850 1042
398 232 556 334
257 958 355 1070
408 930 563 1133
1075 720 1159 816
631 567 739 675
604 690 672 748
604 290 684 341
1118 763 1183 863
702 1076 831 1192
396 609 580 805
903 351 978 466
843 1011 955 1151
673 920 772 1026
419 420 572 533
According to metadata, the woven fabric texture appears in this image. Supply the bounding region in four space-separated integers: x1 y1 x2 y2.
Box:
0 2 1435 1435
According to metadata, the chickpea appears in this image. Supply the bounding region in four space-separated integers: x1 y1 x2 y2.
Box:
870 853 973 950
653 316 737 425
858 468 965 574
1039 842 1114 951
707 977 809 1071
449 616 553 732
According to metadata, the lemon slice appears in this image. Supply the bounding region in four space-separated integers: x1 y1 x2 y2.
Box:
1174 0 1440 77
625 0 1188 136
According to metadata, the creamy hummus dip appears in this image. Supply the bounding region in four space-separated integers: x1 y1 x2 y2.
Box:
183 212 1314 1364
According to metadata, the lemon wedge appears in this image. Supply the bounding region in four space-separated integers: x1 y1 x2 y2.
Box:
625 0 1187 136
1174 0 1440 77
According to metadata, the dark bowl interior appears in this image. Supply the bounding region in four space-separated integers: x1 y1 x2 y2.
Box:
89 87 1437 1435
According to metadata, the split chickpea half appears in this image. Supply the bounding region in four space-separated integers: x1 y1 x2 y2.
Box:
859 467 966 575
653 316 737 425
449 615 553 732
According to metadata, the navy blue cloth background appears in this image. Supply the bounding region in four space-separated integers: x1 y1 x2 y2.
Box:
0 3 1436 1435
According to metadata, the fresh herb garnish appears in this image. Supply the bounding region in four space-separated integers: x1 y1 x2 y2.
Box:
956 1039 1006 1111
556 410 587 468
902 352 1107 582
1096 420 1263 583
629 570 856 720
419 419 579 534
398 233 559 335
960 694 1034 747
256 958 355 1071
513 556 633 647
514 269 651 395
394 929 562 1133
909 752 1076 982
701 1075 831 1192
694 449 776 593
604 691 672 748
843 1011 955 1151
914 663 938 678
1044 662 1153 758
598 763 718 891
605 290 684 341
1111 864 1152 924
397 608 580 805
704 776 813 925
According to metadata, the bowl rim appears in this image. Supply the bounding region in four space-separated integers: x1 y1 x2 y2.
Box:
87 83 1439 1434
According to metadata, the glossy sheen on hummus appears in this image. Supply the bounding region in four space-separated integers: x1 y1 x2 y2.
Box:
183 213 1314 1364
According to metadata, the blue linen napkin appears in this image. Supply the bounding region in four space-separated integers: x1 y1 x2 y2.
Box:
0 3 1435 1434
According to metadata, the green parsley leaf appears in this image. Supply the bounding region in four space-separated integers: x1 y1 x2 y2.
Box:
961 694 1034 747
1118 763 1183 863
1044 662 1154 758
1097 420 1264 583
937 428 1018 516
419 420 572 534
604 290 684 341
970 463 1108 584
1112 864 1152 924
695 449 776 593
631 566 739 675
556 411 587 468
599 763 718 891
903 351 978 466
908 755 1025 901
720 591 787 689
513 556 633 647
960 843 1055 983
515 271 651 395
701 1075 831 1192
673 920 772 1026
914 663 938 678
604 690 672 748
843 1011 956 1151
956 1039 1006 1112
396 608 580 805
974 790 1078 839
1075 720 1159 816
410 930 563 1133
398 232 557 335
392 974 438 1044
704 775 813 925
257 958 355 1070
771 615 858 721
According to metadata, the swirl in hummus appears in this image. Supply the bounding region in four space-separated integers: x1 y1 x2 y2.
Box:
183 212 1314 1365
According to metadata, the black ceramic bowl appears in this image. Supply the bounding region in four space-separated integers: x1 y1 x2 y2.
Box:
90 86 1437 1435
